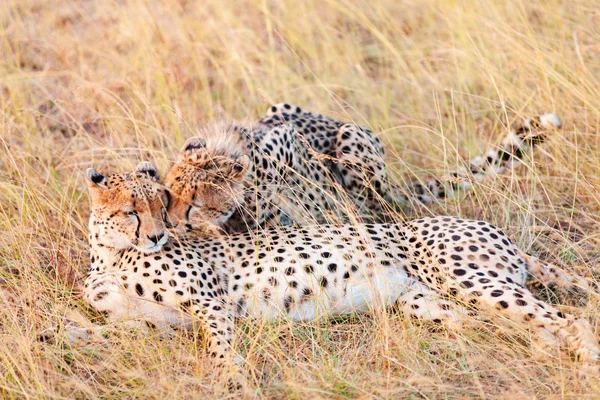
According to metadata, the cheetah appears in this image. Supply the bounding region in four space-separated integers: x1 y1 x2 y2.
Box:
165 103 562 234
79 163 599 374
166 123 343 235
259 104 562 208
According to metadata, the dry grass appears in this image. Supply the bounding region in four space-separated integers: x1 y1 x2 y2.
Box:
1 0 600 398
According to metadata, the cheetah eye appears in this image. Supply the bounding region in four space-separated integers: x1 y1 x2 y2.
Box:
161 207 175 228
126 210 138 216
164 190 171 208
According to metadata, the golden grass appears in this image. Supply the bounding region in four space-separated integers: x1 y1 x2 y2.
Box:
1 0 600 398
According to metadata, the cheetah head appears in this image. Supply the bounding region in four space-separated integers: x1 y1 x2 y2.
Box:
165 130 250 234
86 162 170 253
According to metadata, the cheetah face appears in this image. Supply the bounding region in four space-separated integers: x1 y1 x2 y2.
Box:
165 136 250 234
86 162 170 253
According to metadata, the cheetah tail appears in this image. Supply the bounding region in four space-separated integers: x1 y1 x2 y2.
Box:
397 113 561 205
455 112 561 184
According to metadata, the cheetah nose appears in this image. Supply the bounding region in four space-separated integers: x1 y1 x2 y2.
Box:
148 233 165 245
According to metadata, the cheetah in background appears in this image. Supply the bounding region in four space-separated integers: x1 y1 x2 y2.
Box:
76 162 598 376
167 103 561 234
259 103 561 214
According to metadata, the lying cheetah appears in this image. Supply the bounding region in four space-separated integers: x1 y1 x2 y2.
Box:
166 104 561 233
259 104 561 208
80 163 598 374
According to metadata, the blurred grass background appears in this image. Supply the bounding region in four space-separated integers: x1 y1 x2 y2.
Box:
1 0 599 398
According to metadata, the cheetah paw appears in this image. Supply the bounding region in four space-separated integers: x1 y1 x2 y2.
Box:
577 363 600 380
38 326 103 346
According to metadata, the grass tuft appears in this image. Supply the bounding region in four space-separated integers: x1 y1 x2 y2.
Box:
1 0 600 397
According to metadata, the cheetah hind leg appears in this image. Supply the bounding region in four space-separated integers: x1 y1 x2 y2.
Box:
467 280 599 374
520 250 591 293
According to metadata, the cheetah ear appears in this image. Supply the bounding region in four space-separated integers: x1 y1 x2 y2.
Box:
230 155 250 180
182 136 206 154
135 161 160 182
86 168 107 189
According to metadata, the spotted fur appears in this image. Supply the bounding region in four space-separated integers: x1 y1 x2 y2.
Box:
165 129 250 237
78 166 598 374
165 121 344 234
165 104 561 234
260 103 562 208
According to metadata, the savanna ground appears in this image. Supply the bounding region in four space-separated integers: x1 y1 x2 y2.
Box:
1 0 600 398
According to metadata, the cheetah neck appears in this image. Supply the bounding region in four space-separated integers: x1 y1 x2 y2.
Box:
88 234 125 274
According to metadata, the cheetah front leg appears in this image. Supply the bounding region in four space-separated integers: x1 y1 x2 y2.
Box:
255 124 341 226
40 315 179 347
394 283 468 329
43 272 179 346
187 297 247 392
332 124 395 219
68 320 176 343
188 297 239 364
224 128 299 232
